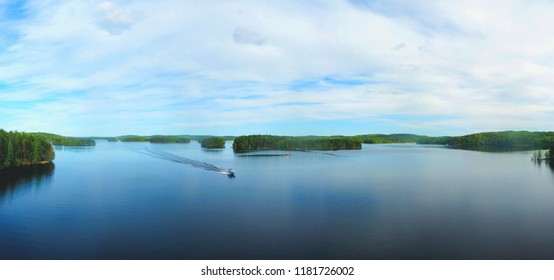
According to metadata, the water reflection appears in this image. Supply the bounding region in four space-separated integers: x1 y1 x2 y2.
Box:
448 145 537 153
0 163 55 203
202 148 224 153
54 145 95 152
236 153 289 157
549 161 554 174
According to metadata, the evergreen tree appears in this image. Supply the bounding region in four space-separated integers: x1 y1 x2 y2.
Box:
0 130 55 169
5 141 14 168
32 136 42 162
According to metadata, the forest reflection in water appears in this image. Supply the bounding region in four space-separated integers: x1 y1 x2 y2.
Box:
532 159 554 173
0 163 55 203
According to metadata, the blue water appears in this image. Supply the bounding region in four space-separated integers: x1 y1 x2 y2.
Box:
1 141 554 259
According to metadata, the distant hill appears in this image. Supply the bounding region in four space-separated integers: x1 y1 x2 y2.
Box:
357 134 429 144
97 135 235 143
358 131 554 149
434 131 554 149
176 135 235 141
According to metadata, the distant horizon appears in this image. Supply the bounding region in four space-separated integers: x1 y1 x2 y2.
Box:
2 1 554 136
8 128 554 139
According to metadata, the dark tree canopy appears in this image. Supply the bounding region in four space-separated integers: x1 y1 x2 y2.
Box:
232 135 361 151
201 137 225 148
33 132 96 146
358 134 429 144
0 130 55 169
422 131 554 149
118 135 147 142
148 136 191 144
116 135 191 143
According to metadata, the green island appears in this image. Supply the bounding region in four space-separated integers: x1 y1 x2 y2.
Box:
417 131 554 149
0 130 55 169
118 135 148 142
33 132 96 146
358 134 429 144
231 131 554 152
148 136 191 144
201 137 225 148
4 130 554 169
232 135 361 151
358 131 554 150
115 135 191 143
181 135 235 142
357 133 454 145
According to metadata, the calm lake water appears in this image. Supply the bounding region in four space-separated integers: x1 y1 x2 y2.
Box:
1 141 554 259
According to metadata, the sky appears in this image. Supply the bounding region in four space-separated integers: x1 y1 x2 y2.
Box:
1 0 554 137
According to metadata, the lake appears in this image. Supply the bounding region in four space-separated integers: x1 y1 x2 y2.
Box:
1 141 554 259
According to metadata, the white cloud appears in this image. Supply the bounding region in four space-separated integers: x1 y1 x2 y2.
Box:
392 43 406 50
233 27 267 45
2 0 554 135
95 1 140 35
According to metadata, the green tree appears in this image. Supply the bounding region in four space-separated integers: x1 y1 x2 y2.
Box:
149 136 191 143
201 137 225 148
0 130 55 169
4 141 14 168
32 136 42 163
232 135 361 151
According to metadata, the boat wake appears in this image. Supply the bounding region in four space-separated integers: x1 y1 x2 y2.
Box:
141 148 235 177
300 150 342 157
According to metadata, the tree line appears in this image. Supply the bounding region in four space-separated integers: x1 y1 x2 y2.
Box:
358 134 429 144
33 132 96 146
232 135 361 151
0 130 55 169
118 135 148 142
418 131 554 148
356 134 452 145
201 137 225 148
149 136 191 143
359 131 554 149
231 131 554 151
115 135 191 143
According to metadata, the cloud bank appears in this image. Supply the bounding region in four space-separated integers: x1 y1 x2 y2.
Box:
1 0 554 136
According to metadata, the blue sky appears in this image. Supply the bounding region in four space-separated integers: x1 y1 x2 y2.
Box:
1 0 554 137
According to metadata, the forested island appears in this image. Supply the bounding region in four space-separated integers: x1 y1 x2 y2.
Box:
357 134 455 145
358 131 554 150
33 132 96 146
232 135 361 151
182 135 235 142
114 135 191 143
358 134 428 144
148 136 191 143
417 131 554 149
230 131 554 151
201 137 225 148
118 135 148 142
0 130 55 169
3 130 554 169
